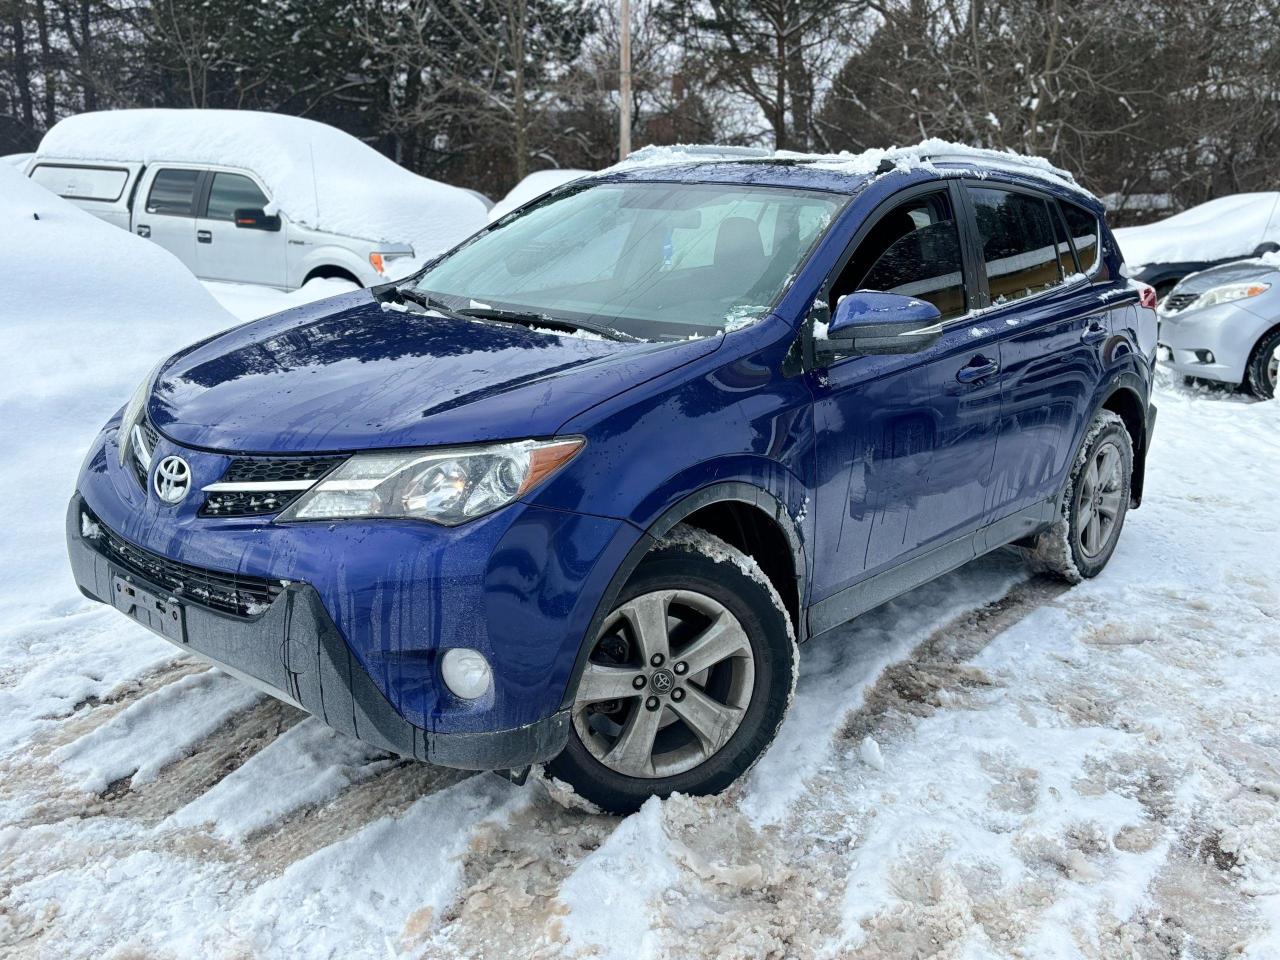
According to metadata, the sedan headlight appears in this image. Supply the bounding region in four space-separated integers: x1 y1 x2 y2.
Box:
1196 281 1270 309
117 360 165 467
277 437 584 525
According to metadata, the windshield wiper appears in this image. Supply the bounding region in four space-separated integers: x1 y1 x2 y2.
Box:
458 307 634 342
388 286 474 323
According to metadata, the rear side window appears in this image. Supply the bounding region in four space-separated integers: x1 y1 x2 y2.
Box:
833 191 967 321
1060 201 1100 274
205 173 269 221
968 188 1063 304
146 169 201 216
30 164 128 202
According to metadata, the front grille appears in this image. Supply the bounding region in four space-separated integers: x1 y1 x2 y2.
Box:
87 508 284 618
1162 292 1200 314
200 456 343 518
129 417 161 490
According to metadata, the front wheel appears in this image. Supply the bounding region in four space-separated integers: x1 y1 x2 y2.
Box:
1020 410 1134 582
1245 327 1280 400
544 526 796 814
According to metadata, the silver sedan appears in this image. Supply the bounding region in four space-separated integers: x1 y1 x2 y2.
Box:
1157 258 1280 398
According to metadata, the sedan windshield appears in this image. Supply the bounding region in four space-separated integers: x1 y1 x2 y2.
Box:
411 181 846 341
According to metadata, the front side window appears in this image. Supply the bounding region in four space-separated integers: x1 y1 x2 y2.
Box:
412 181 846 340
146 168 201 216
206 172 270 221
832 191 967 321
969 187 1064 304
1060 201 1100 274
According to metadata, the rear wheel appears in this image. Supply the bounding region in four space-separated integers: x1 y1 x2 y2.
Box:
545 527 796 814
1245 328 1280 400
1020 410 1133 582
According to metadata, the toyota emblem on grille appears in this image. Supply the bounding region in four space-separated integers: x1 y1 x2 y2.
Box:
153 455 192 504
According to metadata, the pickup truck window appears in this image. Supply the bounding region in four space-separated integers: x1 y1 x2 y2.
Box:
30 164 128 202
146 169 201 216
206 173 269 221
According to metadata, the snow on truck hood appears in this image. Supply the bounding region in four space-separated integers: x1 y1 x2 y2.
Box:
146 291 722 454
1113 192 1280 268
36 110 488 257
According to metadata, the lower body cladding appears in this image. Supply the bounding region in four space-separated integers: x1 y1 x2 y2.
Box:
65 492 640 770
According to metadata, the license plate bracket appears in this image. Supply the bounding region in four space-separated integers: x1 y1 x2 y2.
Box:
111 574 186 644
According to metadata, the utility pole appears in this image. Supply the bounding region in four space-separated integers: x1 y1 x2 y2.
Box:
619 0 632 159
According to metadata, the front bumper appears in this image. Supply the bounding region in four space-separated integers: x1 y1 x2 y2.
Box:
1156 301 1265 384
67 494 571 769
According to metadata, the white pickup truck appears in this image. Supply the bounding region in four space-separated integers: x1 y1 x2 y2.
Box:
27 109 487 290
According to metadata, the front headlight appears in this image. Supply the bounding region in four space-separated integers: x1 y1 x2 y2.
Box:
277 437 584 525
1197 281 1270 309
117 360 164 467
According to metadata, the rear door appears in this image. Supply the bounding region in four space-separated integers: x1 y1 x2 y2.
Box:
968 185 1109 527
135 167 201 272
806 183 1002 613
194 170 287 287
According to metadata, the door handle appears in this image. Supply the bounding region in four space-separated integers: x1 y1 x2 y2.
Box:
136 224 150 238
197 230 212 244
956 356 999 383
1081 322 1107 345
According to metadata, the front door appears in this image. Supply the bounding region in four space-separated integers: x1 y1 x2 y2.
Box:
807 186 1002 608
194 171 287 287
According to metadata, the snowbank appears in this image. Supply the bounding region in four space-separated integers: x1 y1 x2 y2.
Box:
1114 193 1280 267
36 109 488 257
0 166 236 621
487 168 591 221
2 151 31 169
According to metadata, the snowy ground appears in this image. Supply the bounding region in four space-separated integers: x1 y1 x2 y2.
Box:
3 171 1279 957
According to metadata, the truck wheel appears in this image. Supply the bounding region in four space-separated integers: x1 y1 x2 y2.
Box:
545 526 796 815
1020 410 1133 582
1245 328 1280 400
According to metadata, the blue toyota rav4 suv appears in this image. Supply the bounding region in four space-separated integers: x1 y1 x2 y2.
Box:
67 145 1157 813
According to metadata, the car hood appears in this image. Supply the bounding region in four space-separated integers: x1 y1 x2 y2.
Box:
1172 258 1280 294
148 290 721 453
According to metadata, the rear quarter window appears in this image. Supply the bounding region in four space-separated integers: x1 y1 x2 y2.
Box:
1059 202 1101 274
30 164 128 202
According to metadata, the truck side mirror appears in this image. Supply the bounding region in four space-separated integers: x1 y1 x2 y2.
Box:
234 207 281 232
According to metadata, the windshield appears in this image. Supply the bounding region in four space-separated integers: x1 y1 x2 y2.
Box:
411 181 846 340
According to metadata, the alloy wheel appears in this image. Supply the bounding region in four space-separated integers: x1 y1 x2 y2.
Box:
571 590 755 779
1075 439 1126 559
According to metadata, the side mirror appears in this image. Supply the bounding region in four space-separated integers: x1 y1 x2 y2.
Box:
822 291 943 355
234 207 281 232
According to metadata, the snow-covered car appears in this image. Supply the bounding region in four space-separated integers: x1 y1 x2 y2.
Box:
488 168 591 222
26 109 488 290
1114 193 1280 297
1157 256 1280 398
3 152 32 168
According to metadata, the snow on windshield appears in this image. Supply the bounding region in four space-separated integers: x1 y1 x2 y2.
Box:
35 109 488 257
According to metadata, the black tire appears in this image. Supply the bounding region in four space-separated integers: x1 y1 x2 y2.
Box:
544 527 796 815
1020 410 1133 582
1245 327 1280 400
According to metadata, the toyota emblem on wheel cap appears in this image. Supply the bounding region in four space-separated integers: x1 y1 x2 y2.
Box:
153 455 192 504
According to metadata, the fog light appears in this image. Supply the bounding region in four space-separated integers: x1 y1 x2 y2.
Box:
441 648 491 699
1194 349 1215 364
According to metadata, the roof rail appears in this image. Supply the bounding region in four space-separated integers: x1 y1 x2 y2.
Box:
904 148 1079 185
621 144 774 163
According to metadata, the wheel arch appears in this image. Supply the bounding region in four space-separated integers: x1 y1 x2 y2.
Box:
1093 375 1152 507
557 482 808 712
303 264 363 287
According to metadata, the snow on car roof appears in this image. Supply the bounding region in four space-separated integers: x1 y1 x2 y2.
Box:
1113 193 1280 268
35 109 488 257
604 138 1094 202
